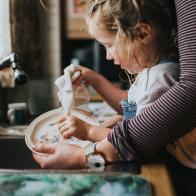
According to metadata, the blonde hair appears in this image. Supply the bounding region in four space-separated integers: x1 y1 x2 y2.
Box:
86 0 177 61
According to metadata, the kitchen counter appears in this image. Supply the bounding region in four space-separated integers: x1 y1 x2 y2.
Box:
0 136 176 196
141 159 176 196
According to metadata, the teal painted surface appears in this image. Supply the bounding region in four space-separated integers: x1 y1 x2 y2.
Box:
0 173 152 196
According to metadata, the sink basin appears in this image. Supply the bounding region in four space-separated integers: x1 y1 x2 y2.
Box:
0 137 39 169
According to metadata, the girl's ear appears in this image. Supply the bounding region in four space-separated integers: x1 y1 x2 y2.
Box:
134 23 152 44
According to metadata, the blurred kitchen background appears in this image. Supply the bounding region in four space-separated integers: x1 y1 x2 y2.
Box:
0 0 126 124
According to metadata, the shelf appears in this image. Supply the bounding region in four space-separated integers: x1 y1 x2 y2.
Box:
66 17 91 39
65 0 91 39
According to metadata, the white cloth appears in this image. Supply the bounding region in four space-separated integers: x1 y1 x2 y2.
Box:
55 64 90 114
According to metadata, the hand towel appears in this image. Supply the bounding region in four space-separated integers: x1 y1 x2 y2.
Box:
55 64 90 115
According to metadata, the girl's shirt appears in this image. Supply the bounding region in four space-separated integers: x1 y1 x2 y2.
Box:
120 55 196 168
127 59 179 117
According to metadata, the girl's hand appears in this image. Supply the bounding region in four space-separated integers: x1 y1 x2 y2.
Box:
33 142 86 169
58 115 92 140
71 65 100 87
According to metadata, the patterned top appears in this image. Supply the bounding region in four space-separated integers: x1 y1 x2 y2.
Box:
107 0 196 161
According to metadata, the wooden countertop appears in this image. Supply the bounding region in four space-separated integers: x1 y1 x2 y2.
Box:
141 159 176 196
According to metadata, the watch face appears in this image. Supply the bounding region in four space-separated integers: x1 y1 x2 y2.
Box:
87 155 105 170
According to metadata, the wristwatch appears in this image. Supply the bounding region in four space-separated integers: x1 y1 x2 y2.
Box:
84 142 105 170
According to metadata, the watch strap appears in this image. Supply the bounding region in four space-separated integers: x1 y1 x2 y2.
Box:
84 142 97 156
84 142 105 170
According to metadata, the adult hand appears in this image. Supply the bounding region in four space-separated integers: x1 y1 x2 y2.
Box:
32 142 86 169
58 115 92 140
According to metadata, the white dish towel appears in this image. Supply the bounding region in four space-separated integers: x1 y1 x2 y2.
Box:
55 64 90 115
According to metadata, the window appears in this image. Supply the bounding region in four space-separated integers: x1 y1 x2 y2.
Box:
0 0 11 59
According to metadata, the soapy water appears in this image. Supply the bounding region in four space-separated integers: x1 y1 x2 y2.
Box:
38 122 92 148
39 123 60 144
39 133 59 143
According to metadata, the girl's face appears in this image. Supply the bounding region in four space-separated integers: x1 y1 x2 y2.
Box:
88 20 147 74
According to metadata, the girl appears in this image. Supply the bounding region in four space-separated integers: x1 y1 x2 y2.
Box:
57 0 179 142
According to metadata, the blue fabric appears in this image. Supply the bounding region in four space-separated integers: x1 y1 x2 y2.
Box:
120 100 137 119
121 52 179 120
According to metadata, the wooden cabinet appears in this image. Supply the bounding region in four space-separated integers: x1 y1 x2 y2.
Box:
65 0 91 39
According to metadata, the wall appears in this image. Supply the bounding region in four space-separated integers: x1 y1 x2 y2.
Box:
0 0 62 123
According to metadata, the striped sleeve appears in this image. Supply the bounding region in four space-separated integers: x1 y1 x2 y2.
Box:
107 0 196 161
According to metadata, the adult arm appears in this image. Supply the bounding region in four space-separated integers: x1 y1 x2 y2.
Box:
107 0 196 161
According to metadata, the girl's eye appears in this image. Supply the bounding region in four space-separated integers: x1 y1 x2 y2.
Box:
105 45 112 49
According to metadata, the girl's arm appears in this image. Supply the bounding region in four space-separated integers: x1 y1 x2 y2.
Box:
106 0 196 161
101 115 123 128
87 115 123 142
58 115 113 142
87 126 112 142
74 66 127 113
92 73 127 113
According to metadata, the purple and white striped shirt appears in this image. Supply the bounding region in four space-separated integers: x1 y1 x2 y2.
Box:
107 0 196 161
